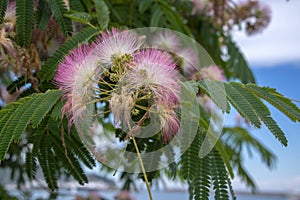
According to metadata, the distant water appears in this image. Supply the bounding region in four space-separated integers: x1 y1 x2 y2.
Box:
10 189 293 200
96 191 289 200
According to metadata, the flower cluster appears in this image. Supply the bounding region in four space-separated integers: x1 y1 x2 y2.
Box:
55 29 181 142
151 30 225 82
151 31 200 79
235 0 271 35
188 0 271 35
151 29 226 114
189 0 211 16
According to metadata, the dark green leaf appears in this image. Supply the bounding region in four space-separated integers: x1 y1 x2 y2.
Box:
230 83 288 146
93 0 110 30
64 10 92 24
150 5 163 27
35 0 52 30
0 0 7 24
0 90 62 160
69 0 85 12
192 132 211 200
47 0 73 35
211 149 229 200
38 134 58 190
138 0 153 14
224 82 262 127
25 152 37 180
50 129 88 184
246 84 300 122
31 90 62 128
16 0 34 46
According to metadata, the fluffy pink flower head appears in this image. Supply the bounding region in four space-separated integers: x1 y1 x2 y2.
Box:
94 28 144 68
124 49 180 105
151 30 181 51
190 0 210 16
54 43 99 128
154 101 180 142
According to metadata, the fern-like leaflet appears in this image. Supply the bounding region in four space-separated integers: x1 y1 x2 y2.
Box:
0 90 62 160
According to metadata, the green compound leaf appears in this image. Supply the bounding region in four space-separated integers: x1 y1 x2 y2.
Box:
16 0 34 46
0 0 7 24
93 0 110 30
47 0 73 35
0 90 62 160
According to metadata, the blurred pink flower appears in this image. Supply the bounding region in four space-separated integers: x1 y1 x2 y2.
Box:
190 0 210 16
177 48 199 78
151 30 181 51
200 65 225 81
236 0 271 35
114 190 135 200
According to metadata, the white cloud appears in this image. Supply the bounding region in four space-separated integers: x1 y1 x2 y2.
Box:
233 0 300 67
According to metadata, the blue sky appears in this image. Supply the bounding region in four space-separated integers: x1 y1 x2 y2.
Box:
231 0 300 193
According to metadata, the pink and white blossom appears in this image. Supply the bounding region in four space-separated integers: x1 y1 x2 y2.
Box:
54 43 99 128
200 65 224 81
94 28 144 67
110 89 134 128
154 102 180 142
55 29 182 142
190 0 210 16
151 30 181 51
124 49 180 105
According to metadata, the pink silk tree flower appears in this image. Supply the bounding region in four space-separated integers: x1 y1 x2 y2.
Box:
125 49 180 105
54 43 99 129
94 28 144 68
200 65 225 81
110 89 134 128
151 30 181 52
190 0 211 16
154 101 180 142
236 0 271 35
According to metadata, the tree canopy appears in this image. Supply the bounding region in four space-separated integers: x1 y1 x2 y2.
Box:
0 0 299 200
